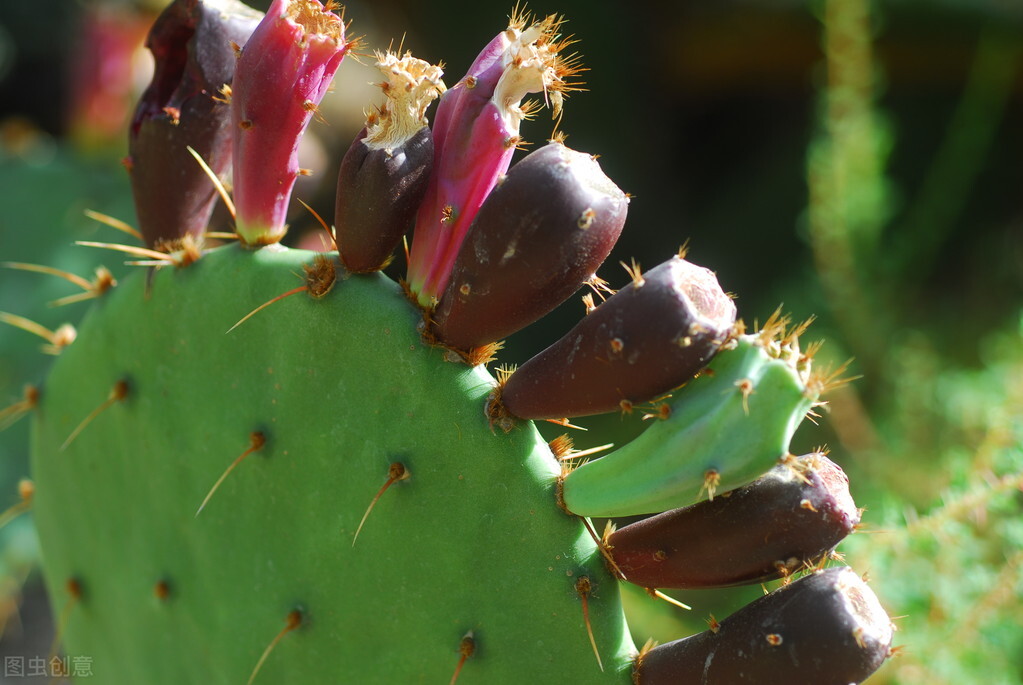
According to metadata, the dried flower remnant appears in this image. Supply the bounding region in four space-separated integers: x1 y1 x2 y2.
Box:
335 52 445 272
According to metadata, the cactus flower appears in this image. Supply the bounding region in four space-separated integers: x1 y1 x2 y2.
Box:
231 0 352 246
406 11 582 305
127 0 263 247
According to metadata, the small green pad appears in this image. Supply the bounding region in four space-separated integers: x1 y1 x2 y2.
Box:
561 335 817 517
31 245 634 684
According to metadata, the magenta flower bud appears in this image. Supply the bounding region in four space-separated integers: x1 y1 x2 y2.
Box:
231 0 352 246
334 52 444 273
430 141 628 351
406 11 582 306
608 453 860 590
127 0 263 247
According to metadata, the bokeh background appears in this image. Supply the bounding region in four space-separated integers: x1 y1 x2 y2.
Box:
1 0 1021 682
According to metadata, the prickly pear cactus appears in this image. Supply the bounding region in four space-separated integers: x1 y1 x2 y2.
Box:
10 1 897 683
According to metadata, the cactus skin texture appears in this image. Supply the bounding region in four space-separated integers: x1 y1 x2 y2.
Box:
19 3 895 684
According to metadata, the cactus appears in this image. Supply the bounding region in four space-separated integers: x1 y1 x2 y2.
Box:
6 1 897 683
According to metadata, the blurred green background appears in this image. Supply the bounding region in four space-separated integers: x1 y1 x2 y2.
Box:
1 0 1021 683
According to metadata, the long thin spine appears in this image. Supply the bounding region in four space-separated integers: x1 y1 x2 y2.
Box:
195 432 266 516
246 609 303 685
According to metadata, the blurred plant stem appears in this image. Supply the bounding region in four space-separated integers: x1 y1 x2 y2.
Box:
808 0 893 377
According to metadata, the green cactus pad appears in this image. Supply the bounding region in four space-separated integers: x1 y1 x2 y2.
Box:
561 335 817 517
31 244 633 684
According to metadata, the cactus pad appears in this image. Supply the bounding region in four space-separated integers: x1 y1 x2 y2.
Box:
31 245 634 683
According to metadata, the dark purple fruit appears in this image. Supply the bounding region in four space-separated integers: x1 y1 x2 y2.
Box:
430 141 628 350
335 126 434 272
501 255 736 419
635 567 893 685
610 453 860 589
128 0 262 246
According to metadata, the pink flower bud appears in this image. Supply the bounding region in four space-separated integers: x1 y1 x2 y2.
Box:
231 0 352 246
406 11 582 306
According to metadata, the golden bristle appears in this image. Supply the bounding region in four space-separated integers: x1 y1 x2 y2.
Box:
548 433 575 459
621 258 645 289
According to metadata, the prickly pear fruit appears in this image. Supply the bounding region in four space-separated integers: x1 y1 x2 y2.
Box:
127 0 263 246
634 567 893 685
431 141 628 351
334 52 443 273
406 10 581 304
501 255 736 420
9 4 896 684
231 0 352 245
608 452 860 589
